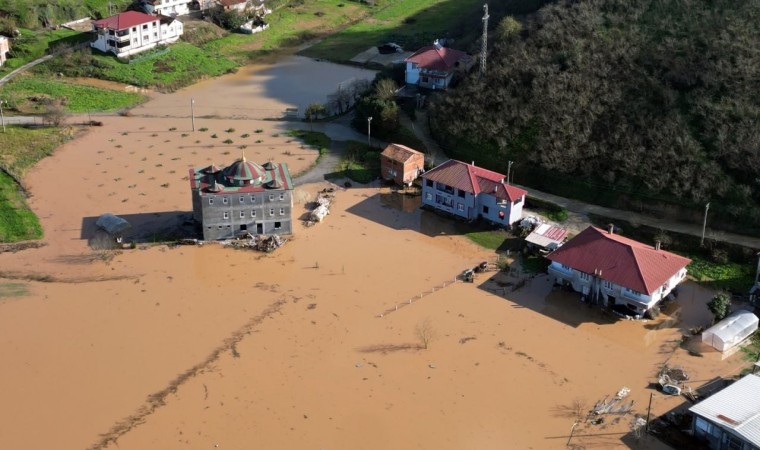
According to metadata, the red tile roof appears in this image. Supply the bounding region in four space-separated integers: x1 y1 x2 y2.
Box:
93 11 156 30
405 45 470 72
423 159 527 202
547 227 691 295
380 143 424 163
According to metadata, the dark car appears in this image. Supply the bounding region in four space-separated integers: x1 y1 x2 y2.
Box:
377 43 403 54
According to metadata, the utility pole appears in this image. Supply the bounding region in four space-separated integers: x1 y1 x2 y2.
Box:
0 100 6 133
191 98 195 132
506 160 513 185
480 4 489 77
367 116 373 148
645 392 653 432
701 202 710 246
566 420 579 447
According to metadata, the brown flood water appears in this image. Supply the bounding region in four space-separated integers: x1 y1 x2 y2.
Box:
0 58 750 450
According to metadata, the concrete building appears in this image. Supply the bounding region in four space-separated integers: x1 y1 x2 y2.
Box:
547 226 691 316
0 36 9 67
152 0 193 16
690 373 760 450
421 159 526 226
404 41 471 90
189 155 293 240
380 143 424 186
91 11 183 58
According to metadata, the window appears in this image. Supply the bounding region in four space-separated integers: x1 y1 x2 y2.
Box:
240 211 245 218
132 27 137 32
143 24 148 30
269 208 275 216
426 193 433 201
279 208 285 215
251 210 256 217
223 212 229 219
458 189 465 198
580 272 590 281
426 179 433 187
421 76 429 83
457 203 464 212
437 182 454 194
208 198 214 205
269 194 274 201
143 35 149 41
132 38 137 44
482 206 489 214
250 195 256 202
274 222 282 229
222 196 228 204
279 193 285 200
603 280 613 289
514 196 523 205
239 196 244 204
153 32 158 38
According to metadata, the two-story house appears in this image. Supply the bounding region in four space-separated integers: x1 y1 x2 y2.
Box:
152 0 193 16
380 143 425 187
0 36 9 67
547 226 691 316
690 373 760 450
189 155 293 240
91 11 184 58
404 41 471 90
421 159 526 226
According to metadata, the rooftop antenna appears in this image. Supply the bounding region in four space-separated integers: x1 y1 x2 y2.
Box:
480 3 489 77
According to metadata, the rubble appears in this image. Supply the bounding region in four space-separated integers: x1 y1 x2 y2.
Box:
221 234 287 252
305 188 336 227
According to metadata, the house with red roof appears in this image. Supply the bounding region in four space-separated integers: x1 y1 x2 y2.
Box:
421 159 527 226
91 11 183 58
0 36 9 67
189 154 293 240
547 226 691 317
380 143 425 186
404 41 471 90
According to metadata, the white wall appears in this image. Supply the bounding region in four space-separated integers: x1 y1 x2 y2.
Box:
405 62 420 85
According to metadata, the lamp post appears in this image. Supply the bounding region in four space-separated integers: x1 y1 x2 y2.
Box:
701 202 710 246
506 160 513 185
191 98 195 132
367 116 373 148
0 100 6 133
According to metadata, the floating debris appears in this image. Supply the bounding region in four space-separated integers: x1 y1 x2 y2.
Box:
221 234 287 252
304 188 336 227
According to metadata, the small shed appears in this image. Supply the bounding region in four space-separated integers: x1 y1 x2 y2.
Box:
380 143 425 186
525 223 568 252
702 309 759 352
95 213 132 242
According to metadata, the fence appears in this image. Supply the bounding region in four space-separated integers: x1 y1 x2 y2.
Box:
376 275 461 318
128 47 170 65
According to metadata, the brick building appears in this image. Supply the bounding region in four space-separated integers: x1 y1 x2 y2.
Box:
189 155 293 240
379 143 424 186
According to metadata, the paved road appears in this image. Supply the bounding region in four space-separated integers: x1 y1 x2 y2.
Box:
0 54 54 88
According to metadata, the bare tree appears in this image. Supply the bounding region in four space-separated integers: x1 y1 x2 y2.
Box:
327 84 352 115
415 318 436 349
304 102 327 130
44 100 69 127
349 78 371 102
572 398 588 421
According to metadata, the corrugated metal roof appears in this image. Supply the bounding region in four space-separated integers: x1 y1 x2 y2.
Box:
380 143 424 163
422 160 527 201
690 374 760 446
525 224 568 249
93 11 156 30
546 226 691 294
404 45 470 72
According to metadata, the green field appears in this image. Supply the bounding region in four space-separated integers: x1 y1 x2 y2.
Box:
0 28 88 74
2 76 145 112
300 0 483 61
0 126 66 242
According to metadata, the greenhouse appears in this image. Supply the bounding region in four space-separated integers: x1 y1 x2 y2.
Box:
702 309 759 352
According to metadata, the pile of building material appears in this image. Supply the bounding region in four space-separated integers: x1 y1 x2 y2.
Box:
591 387 635 416
306 189 336 226
222 234 287 252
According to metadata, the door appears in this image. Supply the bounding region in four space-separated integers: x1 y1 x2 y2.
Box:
256 223 264 234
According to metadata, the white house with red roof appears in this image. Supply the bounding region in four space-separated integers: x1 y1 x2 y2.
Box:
91 11 184 58
547 226 691 316
404 41 471 90
0 36 9 67
421 159 527 226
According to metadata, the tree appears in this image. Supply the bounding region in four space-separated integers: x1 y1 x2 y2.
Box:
44 100 69 127
348 79 371 102
374 78 398 102
304 102 326 130
327 84 352 115
415 318 436 349
707 292 731 323
496 16 521 42
214 9 249 30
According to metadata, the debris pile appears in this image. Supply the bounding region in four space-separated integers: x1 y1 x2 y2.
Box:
591 387 635 416
222 234 287 252
305 188 335 226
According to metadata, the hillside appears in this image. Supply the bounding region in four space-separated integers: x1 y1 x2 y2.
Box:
430 0 760 234
0 0 132 28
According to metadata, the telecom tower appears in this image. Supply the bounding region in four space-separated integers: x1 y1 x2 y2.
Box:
480 3 489 77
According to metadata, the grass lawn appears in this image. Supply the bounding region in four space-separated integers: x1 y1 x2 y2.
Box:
300 0 483 62
0 125 66 241
89 43 238 92
0 28 88 74
2 76 145 113
203 0 369 64
339 140 379 183
686 256 755 293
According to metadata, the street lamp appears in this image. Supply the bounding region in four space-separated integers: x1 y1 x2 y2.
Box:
367 116 373 148
506 160 514 185
701 202 711 246
0 100 6 133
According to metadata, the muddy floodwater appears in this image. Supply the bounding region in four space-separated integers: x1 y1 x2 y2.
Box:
0 56 750 450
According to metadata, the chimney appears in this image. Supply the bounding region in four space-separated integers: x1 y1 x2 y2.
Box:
471 161 475 166
608 224 614 234
655 241 661 251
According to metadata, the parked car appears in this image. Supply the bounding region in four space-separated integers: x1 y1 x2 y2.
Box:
377 43 403 54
